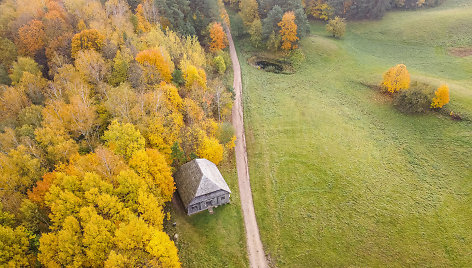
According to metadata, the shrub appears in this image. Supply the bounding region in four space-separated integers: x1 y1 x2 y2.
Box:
213 55 226 74
326 17 346 38
172 69 185 86
393 82 434 113
288 49 306 69
218 122 235 145
381 64 410 93
431 84 450 109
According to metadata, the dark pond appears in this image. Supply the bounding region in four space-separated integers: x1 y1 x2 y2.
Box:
255 60 284 73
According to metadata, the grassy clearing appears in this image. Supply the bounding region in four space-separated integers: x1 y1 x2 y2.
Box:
238 1 472 266
170 157 248 268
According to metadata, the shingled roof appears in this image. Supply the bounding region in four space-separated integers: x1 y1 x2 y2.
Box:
174 159 231 209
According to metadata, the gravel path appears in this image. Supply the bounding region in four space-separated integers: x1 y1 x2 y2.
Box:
225 26 269 268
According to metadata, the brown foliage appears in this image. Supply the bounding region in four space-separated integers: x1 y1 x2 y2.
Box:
17 20 45 56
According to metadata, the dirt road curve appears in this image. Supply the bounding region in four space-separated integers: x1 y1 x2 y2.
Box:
225 26 269 268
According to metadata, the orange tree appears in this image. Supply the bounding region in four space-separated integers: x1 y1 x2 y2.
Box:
208 22 227 52
278 11 299 51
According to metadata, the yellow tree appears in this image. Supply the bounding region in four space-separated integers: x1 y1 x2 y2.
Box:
136 4 151 33
181 62 207 90
326 16 346 38
431 84 450 108
136 48 174 83
71 29 105 58
128 149 175 203
209 22 228 52
278 11 299 51
382 64 410 93
194 129 224 165
102 120 146 161
306 0 333 21
0 225 32 267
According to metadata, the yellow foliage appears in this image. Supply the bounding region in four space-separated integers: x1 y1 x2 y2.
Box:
160 81 183 111
382 64 410 93
105 251 130 267
183 98 205 123
0 225 31 267
431 84 450 108
136 48 174 83
278 11 299 51
195 129 224 165
306 0 333 21
103 120 146 161
146 231 181 268
181 62 207 90
138 189 165 227
225 135 236 150
136 4 151 33
128 149 175 202
71 29 105 58
146 113 184 160
38 216 86 267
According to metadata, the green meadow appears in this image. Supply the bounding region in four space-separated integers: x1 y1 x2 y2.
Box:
239 0 472 266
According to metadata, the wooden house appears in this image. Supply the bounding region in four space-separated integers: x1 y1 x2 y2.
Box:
174 159 231 215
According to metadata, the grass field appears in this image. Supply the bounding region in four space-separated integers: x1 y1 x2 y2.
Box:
239 1 472 266
171 157 248 268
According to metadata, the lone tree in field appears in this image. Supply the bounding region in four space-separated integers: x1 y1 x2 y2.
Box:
278 11 299 51
326 16 346 38
382 64 411 93
431 84 450 108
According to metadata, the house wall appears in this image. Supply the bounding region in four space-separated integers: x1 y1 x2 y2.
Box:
187 190 230 215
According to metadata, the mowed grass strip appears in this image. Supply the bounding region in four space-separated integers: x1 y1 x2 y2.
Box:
171 157 248 268
240 1 472 266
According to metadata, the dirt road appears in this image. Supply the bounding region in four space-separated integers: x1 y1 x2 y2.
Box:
225 26 269 268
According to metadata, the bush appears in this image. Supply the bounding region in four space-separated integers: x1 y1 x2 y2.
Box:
172 69 185 86
288 49 306 69
326 16 346 38
393 82 434 113
213 55 227 74
218 122 235 144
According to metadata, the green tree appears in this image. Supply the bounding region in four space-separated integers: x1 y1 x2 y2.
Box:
109 50 129 86
262 5 283 40
0 37 17 69
249 19 263 48
9 57 42 85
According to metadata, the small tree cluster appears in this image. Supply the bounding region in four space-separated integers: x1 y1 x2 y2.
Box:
326 16 346 38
